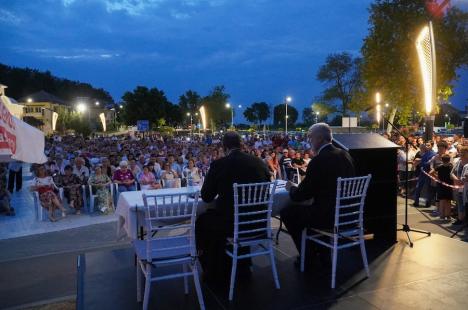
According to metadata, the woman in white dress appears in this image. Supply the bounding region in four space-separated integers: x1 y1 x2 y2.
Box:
183 159 202 185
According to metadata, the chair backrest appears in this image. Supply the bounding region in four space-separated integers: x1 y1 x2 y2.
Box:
232 181 277 243
142 190 199 261
334 175 372 237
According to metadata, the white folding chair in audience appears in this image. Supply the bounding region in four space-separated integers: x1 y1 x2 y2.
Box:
227 181 280 301
134 191 205 310
300 174 372 289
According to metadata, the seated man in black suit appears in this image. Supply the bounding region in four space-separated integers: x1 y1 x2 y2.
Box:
196 132 271 281
280 123 355 260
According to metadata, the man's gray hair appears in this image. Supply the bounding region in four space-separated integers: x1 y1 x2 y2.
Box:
308 123 332 142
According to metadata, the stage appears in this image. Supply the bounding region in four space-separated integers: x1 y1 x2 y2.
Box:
78 232 468 309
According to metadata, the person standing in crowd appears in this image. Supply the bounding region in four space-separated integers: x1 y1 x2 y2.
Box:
413 143 436 208
450 146 468 225
429 141 449 216
431 154 453 220
8 160 22 193
196 132 271 282
0 180 14 216
281 123 355 265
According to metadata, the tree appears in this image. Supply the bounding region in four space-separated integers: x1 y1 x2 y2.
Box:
201 85 231 128
243 102 270 125
316 52 362 115
120 86 176 127
178 90 202 115
0 63 113 104
273 104 298 127
360 0 468 127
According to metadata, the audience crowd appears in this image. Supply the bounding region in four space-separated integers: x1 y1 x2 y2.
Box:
0 130 466 228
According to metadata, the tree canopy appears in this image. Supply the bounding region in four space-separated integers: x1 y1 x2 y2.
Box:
359 0 468 124
201 85 231 128
316 52 362 115
273 104 298 127
243 102 270 125
121 86 180 127
178 90 202 115
0 63 113 104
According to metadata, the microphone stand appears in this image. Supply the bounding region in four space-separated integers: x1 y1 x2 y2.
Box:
382 116 431 247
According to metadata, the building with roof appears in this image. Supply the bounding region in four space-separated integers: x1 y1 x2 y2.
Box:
18 90 71 135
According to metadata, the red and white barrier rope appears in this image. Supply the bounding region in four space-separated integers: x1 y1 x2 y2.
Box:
420 169 464 189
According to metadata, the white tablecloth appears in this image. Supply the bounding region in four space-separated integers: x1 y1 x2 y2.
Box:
115 183 295 240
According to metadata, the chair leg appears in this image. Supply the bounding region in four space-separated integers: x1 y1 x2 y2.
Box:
269 246 281 289
360 239 370 277
300 229 306 272
136 262 142 302
183 264 189 295
228 248 238 301
331 239 338 289
192 262 206 310
276 219 283 245
143 265 151 310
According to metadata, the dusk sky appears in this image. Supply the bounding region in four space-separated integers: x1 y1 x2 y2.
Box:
0 0 467 121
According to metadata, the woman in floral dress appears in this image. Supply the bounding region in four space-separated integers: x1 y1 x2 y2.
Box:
31 165 66 222
88 165 113 214
59 165 83 214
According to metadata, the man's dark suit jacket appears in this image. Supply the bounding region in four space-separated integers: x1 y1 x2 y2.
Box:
289 144 355 228
201 149 271 223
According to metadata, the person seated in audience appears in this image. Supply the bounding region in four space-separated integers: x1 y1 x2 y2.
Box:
101 157 114 178
113 161 136 192
265 151 281 180
161 162 180 188
73 157 90 183
183 159 202 185
129 159 141 178
292 151 307 178
30 165 66 222
59 165 84 215
88 165 114 214
280 148 294 180
138 165 162 190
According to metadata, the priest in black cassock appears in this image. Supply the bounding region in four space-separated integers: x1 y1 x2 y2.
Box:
196 131 271 281
281 123 355 256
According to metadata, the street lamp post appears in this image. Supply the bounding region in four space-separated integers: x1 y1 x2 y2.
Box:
315 111 320 124
187 112 193 136
225 103 233 128
285 96 292 135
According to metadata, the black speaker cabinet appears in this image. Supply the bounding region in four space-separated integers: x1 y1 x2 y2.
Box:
333 133 400 245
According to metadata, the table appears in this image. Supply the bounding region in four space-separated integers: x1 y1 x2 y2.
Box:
115 182 299 240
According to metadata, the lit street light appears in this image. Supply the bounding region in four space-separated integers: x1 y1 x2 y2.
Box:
186 112 193 136
315 111 320 124
27 98 32 103
375 92 382 131
225 103 235 128
95 101 100 106
285 96 292 135
76 102 87 113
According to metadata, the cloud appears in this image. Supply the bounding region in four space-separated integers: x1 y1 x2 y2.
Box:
0 9 21 25
171 10 191 20
13 47 121 61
